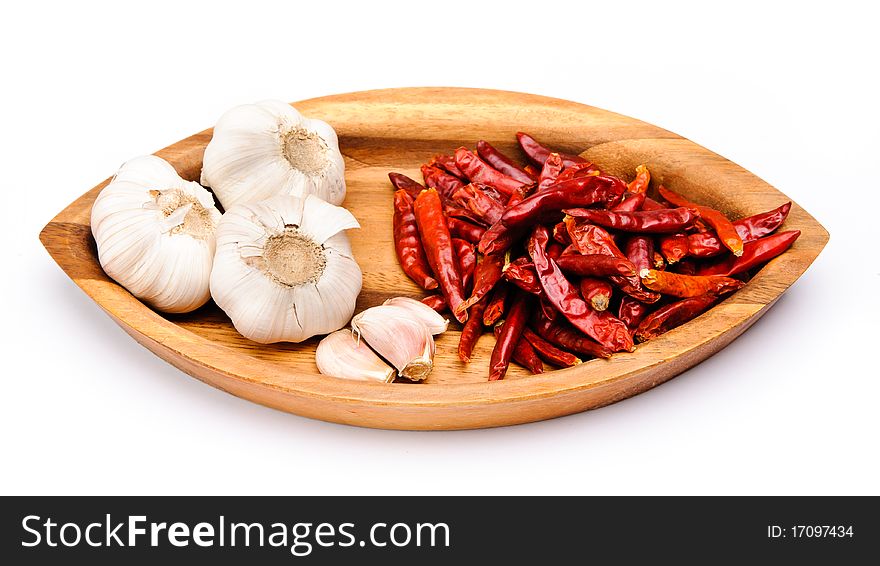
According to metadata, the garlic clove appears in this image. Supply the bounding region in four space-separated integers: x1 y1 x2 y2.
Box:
210 195 361 344
350 306 435 382
201 100 346 210
316 330 395 383
382 297 449 335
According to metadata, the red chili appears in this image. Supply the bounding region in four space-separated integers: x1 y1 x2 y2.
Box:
653 251 666 270
523 164 541 179
494 324 543 374
579 277 613 312
642 197 666 211
562 206 699 233
528 225 634 352
521 327 581 368
530 310 613 359
421 164 465 199
429 153 465 179
554 254 638 277
552 222 571 245
501 175 628 229
640 269 745 298
660 232 689 264
452 183 505 225
516 132 589 168
489 290 532 381
612 191 647 212
413 188 468 322
476 140 537 184
458 297 488 363
659 186 744 256
618 296 650 330
537 152 564 192
454 147 527 197
483 282 509 326
627 164 650 194
458 250 505 314
687 202 792 258
624 235 654 274
421 294 447 313
392 189 438 290
696 230 801 277
453 238 477 296
447 216 486 244
546 241 565 260
388 172 425 201
502 258 543 295
634 294 718 342
443 197 489 226
672 259 697 276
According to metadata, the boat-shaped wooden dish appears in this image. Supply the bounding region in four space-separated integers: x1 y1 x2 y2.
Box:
40 88 828 430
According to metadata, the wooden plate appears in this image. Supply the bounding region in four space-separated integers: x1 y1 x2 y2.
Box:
39 88 828 430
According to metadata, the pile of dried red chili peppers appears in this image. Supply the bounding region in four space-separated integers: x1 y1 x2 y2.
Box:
388 133 800 381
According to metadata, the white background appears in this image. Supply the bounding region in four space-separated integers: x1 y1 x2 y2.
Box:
2 1 877 495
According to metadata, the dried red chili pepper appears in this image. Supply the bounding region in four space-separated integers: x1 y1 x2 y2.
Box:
537 153 564 192
563 206 699 233
642 197 666 211
476 140 537 184
503 259 542 295
521 328 581 368
653 252 666 270
453 238 477 295
482 282 509 326
493 324 543 374
454 147 527 198
528 225 634 352
429 153 465 179
458 297 488 363
687 202 792 258
617 296 650 330
612 191 647 213
659 232 689 264
501 175 627 229
696 230 801 277
489 290 532 381
413 188 468 322
640 269 745 297
659 186 743 257
627 164 651 194
552 222 571 245
421 294 447 313
458 250 505 314
452 183 505 225
443 197 488 226
634 294 718 342
530 310 613 359
580 278 613 312
672 259 697 276
447 216 486 244
524 164 541 179
554 254 637 277
516 132 590 168
421 164 465 199
555 162 602 183
392 189 438 290
624 235 654 274
388 172 425 201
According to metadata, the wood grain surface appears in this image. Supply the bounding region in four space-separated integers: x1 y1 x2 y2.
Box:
39 87 828 429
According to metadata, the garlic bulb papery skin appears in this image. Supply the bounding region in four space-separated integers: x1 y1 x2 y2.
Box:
316 330 395 383
210 194 361 344
90 155 221 313
382 297 449 335
351 306 435 382
201 100 346 210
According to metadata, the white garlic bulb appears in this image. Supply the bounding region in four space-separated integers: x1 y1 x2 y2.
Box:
210 194 361 344
201 100 346 210
316 330 395 383
90 155 221 313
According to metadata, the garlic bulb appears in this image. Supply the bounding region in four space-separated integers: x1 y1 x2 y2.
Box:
201 100 346 210
90 155 221 313
210 194 361 344
381 297 449 335
316 330 395 383
351 305 435 382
